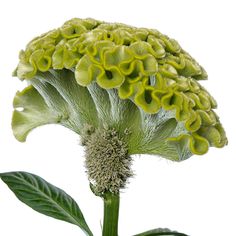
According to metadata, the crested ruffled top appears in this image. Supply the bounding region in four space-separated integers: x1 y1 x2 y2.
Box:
14 18 227 156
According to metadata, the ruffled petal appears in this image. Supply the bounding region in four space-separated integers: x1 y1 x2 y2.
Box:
75 55 102 86
97 67 125 89
134 82 161 114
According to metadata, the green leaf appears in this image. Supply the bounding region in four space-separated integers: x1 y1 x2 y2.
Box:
133 228 189 236
0 172 93 236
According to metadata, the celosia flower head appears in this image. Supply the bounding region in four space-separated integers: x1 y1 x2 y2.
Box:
13 18 227 183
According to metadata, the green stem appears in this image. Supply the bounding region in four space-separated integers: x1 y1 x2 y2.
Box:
102 191 120 236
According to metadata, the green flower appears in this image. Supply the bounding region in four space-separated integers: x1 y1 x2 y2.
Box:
13 18 227 194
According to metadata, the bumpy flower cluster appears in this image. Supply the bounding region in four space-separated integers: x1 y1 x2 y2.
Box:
83 126 132 194
14 18 227 155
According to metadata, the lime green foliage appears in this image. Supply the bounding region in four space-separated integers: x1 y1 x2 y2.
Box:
13 18 227 160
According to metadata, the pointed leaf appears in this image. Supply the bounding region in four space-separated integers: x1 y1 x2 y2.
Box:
0 172 93 236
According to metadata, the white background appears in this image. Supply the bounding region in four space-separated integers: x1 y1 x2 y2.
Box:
0 0 235 235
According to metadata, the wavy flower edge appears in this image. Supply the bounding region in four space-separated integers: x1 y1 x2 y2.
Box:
13 18 227 156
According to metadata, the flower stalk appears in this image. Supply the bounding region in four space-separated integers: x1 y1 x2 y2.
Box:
102 191 120 236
